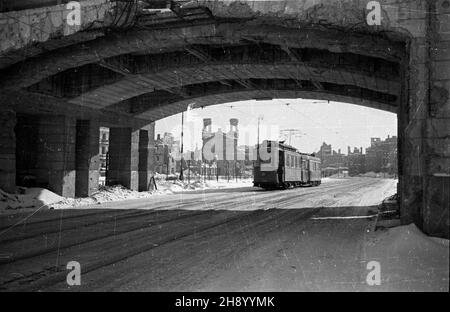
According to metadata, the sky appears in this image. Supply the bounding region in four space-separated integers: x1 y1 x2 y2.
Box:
155 99 397 154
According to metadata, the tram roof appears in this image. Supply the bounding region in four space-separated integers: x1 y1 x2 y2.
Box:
261 140 319 159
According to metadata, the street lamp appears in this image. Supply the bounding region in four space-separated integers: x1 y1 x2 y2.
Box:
179 110 184 181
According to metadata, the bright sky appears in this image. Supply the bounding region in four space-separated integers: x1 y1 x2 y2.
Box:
155 99 397 154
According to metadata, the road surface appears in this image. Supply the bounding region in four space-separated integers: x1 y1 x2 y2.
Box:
0 177 402 291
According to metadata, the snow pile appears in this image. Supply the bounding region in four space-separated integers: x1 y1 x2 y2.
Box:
321 177 341 183
357 178 398 206
52 185 156 209
1 178 254 211
365 223 449 291
155 180 188 194
199 178 253 189
0 188 63 211
153 178 253 194
358 172 397 179
90 185 155 202
52 179 253 209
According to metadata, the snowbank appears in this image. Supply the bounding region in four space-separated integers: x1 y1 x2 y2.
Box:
0 188 64 211
154 178 253 194
1 178 254 211
364 223 449 291
357 178 398 206
53 179 252 209
358 171 397 179
52 185 157 209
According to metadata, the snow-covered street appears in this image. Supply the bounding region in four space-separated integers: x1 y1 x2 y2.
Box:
0 177 447 291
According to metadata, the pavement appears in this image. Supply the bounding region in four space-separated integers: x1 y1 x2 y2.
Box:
0 177 446 292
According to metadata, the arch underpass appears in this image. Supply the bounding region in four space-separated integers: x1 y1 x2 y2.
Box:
0 0 448 238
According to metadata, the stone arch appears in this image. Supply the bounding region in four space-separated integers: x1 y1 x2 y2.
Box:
0 0 448 237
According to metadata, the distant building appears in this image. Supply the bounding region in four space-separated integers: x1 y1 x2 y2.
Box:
316 136 397 177
161 132 174 146
347 146 365 176
201 118 246 179
154 133 176 175
317 142 332 159
365 135 397 174
317 142 347 176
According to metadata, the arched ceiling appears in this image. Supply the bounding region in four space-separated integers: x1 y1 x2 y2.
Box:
0 14 407 123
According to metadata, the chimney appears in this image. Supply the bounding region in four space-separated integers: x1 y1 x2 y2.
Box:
230 118 239 140
202 118 212 141
203 118 212 132
230 118 238 132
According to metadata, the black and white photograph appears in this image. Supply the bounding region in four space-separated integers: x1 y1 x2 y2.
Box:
0 0 449 298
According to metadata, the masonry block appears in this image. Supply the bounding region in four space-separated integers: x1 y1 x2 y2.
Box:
0 108 16 193
36 116 76 197
138 123 156 191
75 119 100 197
423 175 450 238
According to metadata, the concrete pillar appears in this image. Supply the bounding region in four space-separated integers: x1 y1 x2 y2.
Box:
36 116 76 197
0 107 16 193
138 123 156 191
422 1 450 238
107 127 139 190
75 120 100 197
400 2 450 238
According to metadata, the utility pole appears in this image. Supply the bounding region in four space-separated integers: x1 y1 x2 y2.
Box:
188 159 190 184
166 151 169 179
216 163 219 182
179 111 184 180
256 115 263 161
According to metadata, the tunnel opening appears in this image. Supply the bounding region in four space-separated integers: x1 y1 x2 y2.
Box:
155 99 399 201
